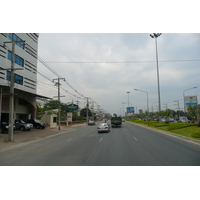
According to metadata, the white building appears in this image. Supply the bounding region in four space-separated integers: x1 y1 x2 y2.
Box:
0 33 49 122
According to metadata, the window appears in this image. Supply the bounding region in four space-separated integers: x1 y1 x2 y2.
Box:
6 71 23 85
8 51 24 67
53 117 57 123
8 33 25 49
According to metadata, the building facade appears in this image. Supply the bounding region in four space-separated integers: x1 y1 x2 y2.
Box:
0 33 47 122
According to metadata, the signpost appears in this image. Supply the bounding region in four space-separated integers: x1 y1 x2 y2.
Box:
127 107 134 113
67 104 79 112
67 112 72 121
66 112 72 126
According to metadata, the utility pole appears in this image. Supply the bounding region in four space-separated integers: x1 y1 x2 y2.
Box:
53 78 65 130
85 97 89 124
3 40 25 141
0 88 2 124
92 100 94 121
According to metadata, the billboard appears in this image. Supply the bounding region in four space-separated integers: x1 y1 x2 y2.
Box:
127 107 134 113
185 95 198 106
67 112 72 121
67 104 79 111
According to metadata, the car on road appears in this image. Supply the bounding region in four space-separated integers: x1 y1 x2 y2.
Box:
88 121 95 125
14 119 33 131
97 123 110 133
122 119 125 122
26 119 46 129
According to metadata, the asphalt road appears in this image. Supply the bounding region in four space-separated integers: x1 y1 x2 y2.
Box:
0 121 200 166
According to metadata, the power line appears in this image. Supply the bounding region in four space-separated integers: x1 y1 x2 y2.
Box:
26 46 87 98
30 59 200 64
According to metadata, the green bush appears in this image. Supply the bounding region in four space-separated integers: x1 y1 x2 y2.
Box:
153 123 169 127
191 132 200 138
167 123 196 130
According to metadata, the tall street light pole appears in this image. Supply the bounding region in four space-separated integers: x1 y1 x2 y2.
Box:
183 86 197 113
174 100 180 118
122 102 126 117
127 92 130 116
134 88 149 115
150 33 162 121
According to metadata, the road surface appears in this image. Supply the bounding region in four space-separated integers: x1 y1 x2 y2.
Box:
0 121 200 166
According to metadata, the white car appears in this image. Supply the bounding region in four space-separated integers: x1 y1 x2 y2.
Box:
88 121 95 125
97 123 110 133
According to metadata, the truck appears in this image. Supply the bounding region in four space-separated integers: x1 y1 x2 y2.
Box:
15 119 33 131
111 116 122 127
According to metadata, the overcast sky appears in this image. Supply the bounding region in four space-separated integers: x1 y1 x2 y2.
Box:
36 33 200 115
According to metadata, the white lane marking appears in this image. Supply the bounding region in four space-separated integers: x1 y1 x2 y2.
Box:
67 138 72 142
133 136 138 141
99 137 103 142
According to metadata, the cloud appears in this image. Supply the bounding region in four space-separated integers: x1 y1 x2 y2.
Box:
37 33 200 115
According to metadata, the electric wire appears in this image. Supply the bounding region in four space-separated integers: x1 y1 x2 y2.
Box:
26 46 87 99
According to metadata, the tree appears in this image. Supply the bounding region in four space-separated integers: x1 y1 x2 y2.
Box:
42 100 69 120
36 102 45 119
80 108 92 118
187 105 200 122
43 100 59 110
165 109 173 119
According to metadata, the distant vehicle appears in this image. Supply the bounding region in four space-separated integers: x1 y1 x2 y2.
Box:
97 123 110 133
161 118 166 122
15 119 33 131
1 122 15 133
111 116 122 127
122 119 125 122
168 118 175 122
26 119 46 129
178 117 190 123
88 121 95 125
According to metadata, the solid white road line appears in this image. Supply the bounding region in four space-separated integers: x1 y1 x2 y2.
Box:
67 138 72 142
99 137 103 142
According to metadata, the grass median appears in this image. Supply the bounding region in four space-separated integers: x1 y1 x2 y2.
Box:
126 119 200 141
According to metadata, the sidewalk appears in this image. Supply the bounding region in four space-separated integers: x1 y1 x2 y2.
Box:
0 123 87 152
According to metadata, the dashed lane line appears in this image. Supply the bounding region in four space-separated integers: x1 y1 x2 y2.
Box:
133 136 138 141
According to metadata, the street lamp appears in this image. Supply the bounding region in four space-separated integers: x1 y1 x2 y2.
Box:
150 33 162 121
174 100 180 118
134 89 149 114
122 102 126 117
183 86 197 113
127 92 130 115
152 101 158 113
